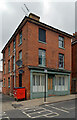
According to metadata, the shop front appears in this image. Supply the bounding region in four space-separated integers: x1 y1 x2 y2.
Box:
29 67 71 99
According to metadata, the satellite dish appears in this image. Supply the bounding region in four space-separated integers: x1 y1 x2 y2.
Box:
16 60 22 66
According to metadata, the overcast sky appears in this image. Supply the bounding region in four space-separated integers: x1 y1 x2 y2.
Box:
0 0 76 70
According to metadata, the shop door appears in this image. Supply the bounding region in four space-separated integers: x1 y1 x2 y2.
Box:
19 74 22 87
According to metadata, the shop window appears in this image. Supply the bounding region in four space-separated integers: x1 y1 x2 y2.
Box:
55 76 68 91
33 74 45 92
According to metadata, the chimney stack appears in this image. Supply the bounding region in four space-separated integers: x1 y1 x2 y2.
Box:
29 13 40 21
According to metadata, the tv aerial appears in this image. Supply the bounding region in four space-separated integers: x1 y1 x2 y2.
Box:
21 4 30 16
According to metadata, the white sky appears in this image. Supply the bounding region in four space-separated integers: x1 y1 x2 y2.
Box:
0 0 76 71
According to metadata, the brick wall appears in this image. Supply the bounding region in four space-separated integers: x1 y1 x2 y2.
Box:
2 20 72 99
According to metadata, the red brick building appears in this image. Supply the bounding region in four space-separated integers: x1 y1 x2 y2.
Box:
2 13 72 99
0 71 2 93
71 32 77 93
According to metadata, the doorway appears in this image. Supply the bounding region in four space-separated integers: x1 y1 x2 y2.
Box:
19 74 22 87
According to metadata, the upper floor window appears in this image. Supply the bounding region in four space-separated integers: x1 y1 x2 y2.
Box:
4 51 5 61
8 77 10 88
59 54 64 69
19 50 22 60
19 31 22 45
13 39 16 50
13 56 15 71
39 28 46 43
59 36 64 48
8 60 10 72
8 46 10 56
4 79 5 87
4 64 5 74
39 49 46 66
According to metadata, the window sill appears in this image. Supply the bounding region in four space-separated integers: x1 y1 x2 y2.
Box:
59 47 65 50
38 40 47 44
59 67 64 70
18 43 22 47
38 65 46 67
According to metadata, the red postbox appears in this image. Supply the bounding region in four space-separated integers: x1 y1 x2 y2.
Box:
13 87 25 101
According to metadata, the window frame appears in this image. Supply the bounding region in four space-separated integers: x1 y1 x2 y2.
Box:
13 56 15 71
39 28 46 43
8 60 10 73
19 31 22 45
39 49 46 67
13 39 16 50
8 46 10 56
59 53 64 69
8 77 10 88
4 79 5 87
59 36 64 48
4 64 5 74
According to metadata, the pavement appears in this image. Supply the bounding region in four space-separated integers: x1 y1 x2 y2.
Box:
12 94 77 109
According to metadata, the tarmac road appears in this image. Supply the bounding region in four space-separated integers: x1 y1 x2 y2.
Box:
2 99 76 119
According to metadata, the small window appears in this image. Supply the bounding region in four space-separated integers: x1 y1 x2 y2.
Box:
39 28 46 43
19 32 22 45
59 36 64 48
8 78 10 88
19 50 22 60
39 49 46 66
13 56 15 71
4 51 5 61
19 50 22 67
59 54 64 68
8 60 10 72
8 46 10 56
4 79 5 87
4 64 5 74
13 39 16 50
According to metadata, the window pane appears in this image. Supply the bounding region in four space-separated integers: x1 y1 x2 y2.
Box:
19 51 22 60
8 78 10 87
8 46 10 55
19 32 22 44
41 75 45 85
59 54 64 68
59 77 61 85
33 75 35 86
36 75 40 86
62 77 65 85
8 60 10 72
59 36 64 48
39 49 46 66
13 39 16 50
39 28 46 42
